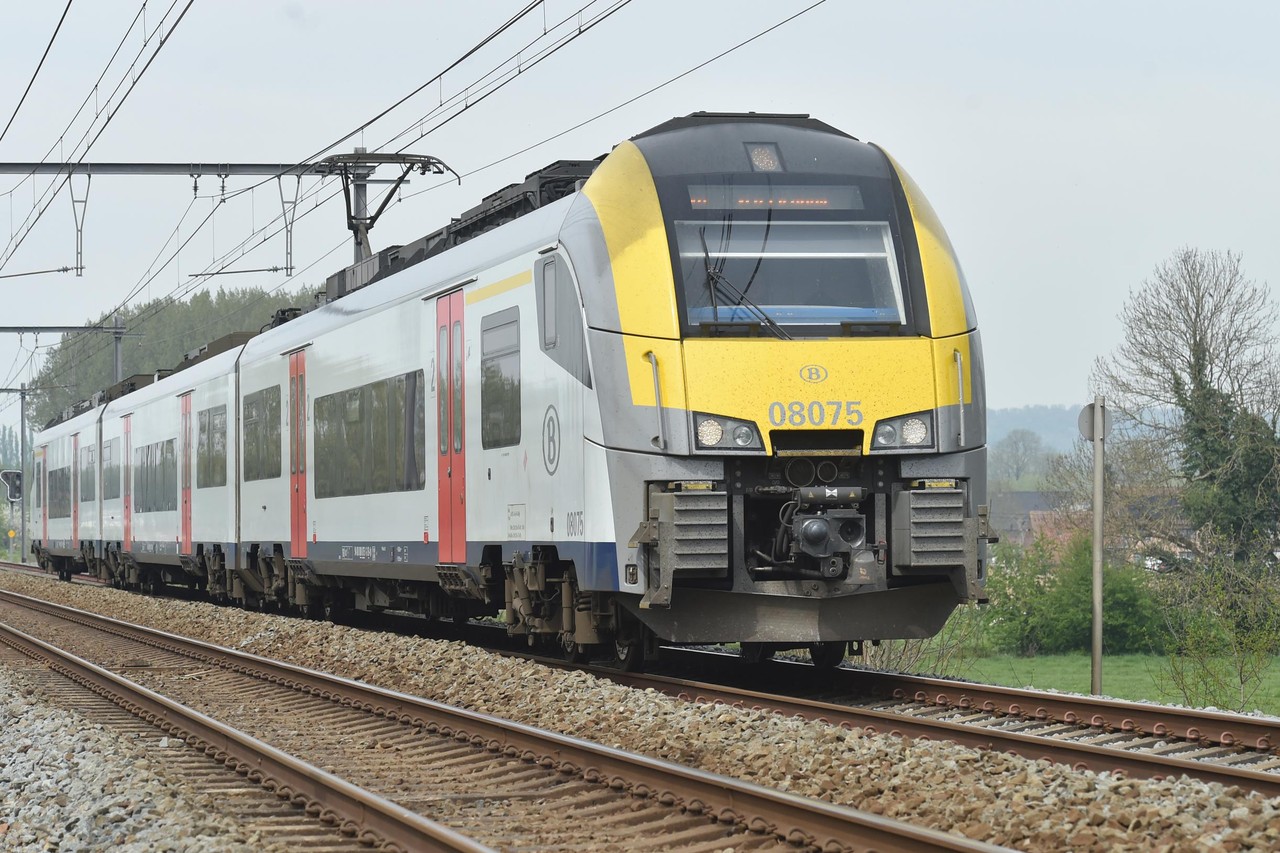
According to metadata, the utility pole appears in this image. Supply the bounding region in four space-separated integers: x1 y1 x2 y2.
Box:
114 313 124 383
1078 397 1112 695
19 383 25 564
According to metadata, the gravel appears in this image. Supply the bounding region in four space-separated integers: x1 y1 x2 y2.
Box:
0 663 281 851
3 570 1280 852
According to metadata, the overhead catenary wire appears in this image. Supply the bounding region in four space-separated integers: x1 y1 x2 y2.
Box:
22 0 831 413
0 0 194 272
0 1 171 251
398 0 831 202
0 0 77 146
33 0 632 369
0 1 147 206
22 0 588 364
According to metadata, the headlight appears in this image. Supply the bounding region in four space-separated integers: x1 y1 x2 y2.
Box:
694 412 763 451
869 412 934 453
900 417 929 445
697 418 724 446
873 423 897 447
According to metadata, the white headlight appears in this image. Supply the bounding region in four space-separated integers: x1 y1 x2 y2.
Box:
697 418 724 446
732 425 754 446
873 424 897 446
901 417 928 445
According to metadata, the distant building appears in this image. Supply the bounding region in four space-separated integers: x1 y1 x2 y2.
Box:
989 490 1061 547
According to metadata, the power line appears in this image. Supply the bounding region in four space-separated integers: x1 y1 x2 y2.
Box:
0 0 194 271
0 266 74 280
400 0 832 201
196 1 550 208
30 0 627 368
21 0 828 410
0 0 77 145
0 3 148 202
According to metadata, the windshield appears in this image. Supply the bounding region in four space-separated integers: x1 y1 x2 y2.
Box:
660 175 910 337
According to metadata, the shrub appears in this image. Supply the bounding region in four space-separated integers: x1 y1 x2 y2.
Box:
983 536 1167 656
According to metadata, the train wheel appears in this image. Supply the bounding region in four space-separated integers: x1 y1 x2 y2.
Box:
808 641 847 669
612 637 645 671
561 634 592 664
322 592 351 624
739 642 775 664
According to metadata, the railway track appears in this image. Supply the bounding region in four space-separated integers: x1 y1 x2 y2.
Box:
0 588 1000 853
531 648 1280 799
10 561 1280 797
10 560 1280 800
0 639 375 851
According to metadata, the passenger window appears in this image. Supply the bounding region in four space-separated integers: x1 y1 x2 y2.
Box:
539 258 558 349
80 445 96 503
197 405 227 488
535 255 591 388
480 307 521 449
438 328 449 456
102 439 120 501
314 370 427 499
243 386 282 481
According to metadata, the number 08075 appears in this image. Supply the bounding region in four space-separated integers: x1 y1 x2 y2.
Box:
767 401 863 428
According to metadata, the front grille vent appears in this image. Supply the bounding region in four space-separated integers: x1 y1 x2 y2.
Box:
898 488 967 568
667 490 729 577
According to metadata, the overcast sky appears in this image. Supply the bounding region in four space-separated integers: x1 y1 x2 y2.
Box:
1 0 1277 433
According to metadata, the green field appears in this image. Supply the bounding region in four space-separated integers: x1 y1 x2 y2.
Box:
948 654 1280 716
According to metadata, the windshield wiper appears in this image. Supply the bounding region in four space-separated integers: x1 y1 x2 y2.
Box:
698 227 721 325
698 228 791 340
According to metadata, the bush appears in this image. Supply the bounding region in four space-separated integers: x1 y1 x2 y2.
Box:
1154 550 1280 710
983 537 1167 656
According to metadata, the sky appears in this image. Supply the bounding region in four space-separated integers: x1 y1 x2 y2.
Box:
0 0 1277 434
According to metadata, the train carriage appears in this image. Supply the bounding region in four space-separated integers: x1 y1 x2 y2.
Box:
31 405 100 580
29 113 992 668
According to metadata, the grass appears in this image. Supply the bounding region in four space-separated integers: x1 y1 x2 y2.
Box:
948 653 1280 716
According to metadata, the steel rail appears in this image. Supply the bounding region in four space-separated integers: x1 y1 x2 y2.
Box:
511 650 1280 799
653 647 1280 754
833 664 1280 752
0 589 1000 853
0 616 491 853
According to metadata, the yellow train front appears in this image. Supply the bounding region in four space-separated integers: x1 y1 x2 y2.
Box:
558 113 990 664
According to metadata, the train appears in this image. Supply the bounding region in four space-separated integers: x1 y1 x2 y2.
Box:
28 112 992 669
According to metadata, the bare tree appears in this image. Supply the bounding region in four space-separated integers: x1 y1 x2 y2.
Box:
990 428 1047 484
1045 433 1188 560
1093 248 1280 434
1091 248 1280 556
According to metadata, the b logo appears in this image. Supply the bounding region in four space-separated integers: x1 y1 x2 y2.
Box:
800 364 829 383
542 405 560 475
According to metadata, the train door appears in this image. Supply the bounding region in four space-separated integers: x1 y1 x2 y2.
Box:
536 255 587 568
123 415 132 551
289 351 308 559
179 392 192 555
71 434 80 547
436 291 466 563
37 446 47 545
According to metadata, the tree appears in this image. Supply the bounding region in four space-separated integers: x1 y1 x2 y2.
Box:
990 428 1048 484
1094 248 1279 434
1044 431 1187 558
1092 248 1280 557
29 284 315 427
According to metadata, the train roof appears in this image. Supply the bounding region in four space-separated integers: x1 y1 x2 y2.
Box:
242 193 574 364
632 111 856 141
